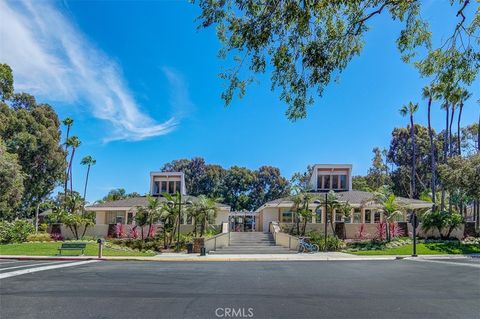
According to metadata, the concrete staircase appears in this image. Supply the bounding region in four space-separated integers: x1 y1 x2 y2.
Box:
209 232 296 254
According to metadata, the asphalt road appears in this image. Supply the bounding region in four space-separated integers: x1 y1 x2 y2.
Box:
0 259 479 319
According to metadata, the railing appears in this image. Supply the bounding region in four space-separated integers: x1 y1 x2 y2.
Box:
204 226 230 252
269 222 299 251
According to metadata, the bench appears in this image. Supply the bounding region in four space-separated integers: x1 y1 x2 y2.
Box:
57 243 87 256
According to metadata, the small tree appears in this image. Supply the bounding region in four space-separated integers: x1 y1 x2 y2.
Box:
134 207 149 240
422 210 464 240
373 188 404 242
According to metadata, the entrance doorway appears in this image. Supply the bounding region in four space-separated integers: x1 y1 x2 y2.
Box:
229 211 257 232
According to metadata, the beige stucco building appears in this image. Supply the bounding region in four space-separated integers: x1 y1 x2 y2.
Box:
255 164 433 238
82 172 230 238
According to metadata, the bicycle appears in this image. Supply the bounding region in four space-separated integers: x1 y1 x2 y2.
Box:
298 238 319 253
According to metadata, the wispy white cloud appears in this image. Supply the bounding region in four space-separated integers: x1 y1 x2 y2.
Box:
0 0 190 141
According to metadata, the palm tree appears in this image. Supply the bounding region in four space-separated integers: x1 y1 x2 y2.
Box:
399 102 419 199
193 195 218 237
373 189 404 242
290 193 313 236
134 206 149 240
145 196 161 238
65 136 81 198
62 117 74 197
80 155 96 202
422 86 438 206
457 89 471 156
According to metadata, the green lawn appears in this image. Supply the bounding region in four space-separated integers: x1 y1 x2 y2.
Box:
0 242 156 257
348 242 480 255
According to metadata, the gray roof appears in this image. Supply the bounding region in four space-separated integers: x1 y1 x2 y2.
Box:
256 190 432 211
86 196 230 210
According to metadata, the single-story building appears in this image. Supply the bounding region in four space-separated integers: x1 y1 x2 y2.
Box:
75 172 230 239
254 164 441 238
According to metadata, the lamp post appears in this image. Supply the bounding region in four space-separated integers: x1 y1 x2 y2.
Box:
314 193 328 252
168 192 193 252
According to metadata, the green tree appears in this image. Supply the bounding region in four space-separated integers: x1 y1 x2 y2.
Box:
65 136 81 197
251 166 290 210
400 102 419 199
373 188 404 242
387 125 443 199
352 176 373 192
80 155 96 202
62 117 74 197
0 63 14 101
365 147 390 190
0 92 66 217
189 195 218 237
98 188 141 203
161 157 207 196
421 209 463 240
195 0 435 119
221 166 255 211
0 137 24 220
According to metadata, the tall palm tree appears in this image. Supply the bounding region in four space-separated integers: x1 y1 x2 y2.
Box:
66 136 81 198
80 155 96 201
457 90 471 156
62 117 74 197
400 102 419 199
62 117 74 142
422 86 438 206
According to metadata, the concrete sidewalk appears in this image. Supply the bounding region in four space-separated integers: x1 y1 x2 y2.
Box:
1 252 477 262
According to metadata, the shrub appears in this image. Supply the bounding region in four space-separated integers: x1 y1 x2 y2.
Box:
27 232 53 242
128 225 139 239
50 233 64 241
38 223 48 232
0 220 35 244
115 223 125 238
375 222 387 241
307 231 345 251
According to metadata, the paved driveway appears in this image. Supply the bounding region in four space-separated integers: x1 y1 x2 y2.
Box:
0 259 478 319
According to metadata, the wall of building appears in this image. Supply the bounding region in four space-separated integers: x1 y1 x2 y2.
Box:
261 207 279 233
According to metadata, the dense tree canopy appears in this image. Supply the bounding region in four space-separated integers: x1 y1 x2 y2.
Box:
0 138 24 220
98 188 142 203
161 157 290 211
0 66 66 217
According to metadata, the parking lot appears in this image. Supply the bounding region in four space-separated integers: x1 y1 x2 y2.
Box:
1 258 479 319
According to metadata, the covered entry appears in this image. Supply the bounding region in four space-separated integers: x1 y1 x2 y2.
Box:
229 211 258 232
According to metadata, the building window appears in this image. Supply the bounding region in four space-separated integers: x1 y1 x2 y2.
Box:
315 209 322 223
364 210 371 224
374 212 381 223
107 211 125 224
353 209 361 223
161 181 167 193
323 175 330 189
168 181 175 194
317 175 322 189
281 211 293 223
175 181 181 194
332 176 339 189
127 212 133 224
153 182 160 194
340 175 347 189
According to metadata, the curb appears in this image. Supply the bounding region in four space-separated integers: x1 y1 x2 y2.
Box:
0 256 105 261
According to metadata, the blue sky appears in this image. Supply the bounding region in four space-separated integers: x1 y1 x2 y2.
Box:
1 0 478 202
